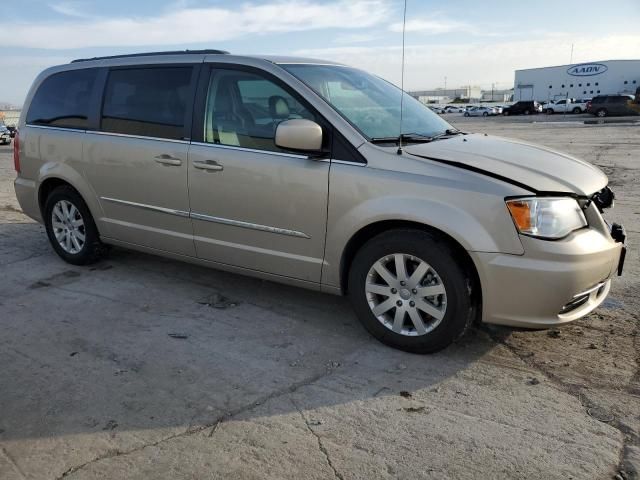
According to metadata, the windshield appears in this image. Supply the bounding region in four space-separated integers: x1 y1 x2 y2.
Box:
281 64 453 141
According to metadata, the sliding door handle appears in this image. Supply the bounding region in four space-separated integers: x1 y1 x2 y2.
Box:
193 160 224 172
154 154 182 166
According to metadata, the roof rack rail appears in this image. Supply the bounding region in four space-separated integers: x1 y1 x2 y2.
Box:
71 49 230 63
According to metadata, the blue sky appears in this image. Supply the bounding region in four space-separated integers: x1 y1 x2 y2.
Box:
2 0 640 105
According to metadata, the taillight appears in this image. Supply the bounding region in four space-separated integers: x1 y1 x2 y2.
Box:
586 101 592 109
13 131 20 173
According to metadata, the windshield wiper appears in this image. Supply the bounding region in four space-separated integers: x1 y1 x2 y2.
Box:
429 129 465 141
370 133 434 145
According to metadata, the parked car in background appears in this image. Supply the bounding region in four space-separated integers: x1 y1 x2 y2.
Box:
502 101 542 115
492 105 504 115
586 95 639 117
428 106 444 114
442 105 465 113
0 125 11 145
6 126 17 138
543 99 585 114
464 106 495 117
14 50 625 354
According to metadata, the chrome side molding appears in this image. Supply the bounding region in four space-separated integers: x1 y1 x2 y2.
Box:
100 197 310 239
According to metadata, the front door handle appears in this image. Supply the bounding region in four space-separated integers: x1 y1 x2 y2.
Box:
193 160 224 172
154 154 182 166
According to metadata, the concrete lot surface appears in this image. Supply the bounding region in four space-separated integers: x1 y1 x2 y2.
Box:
0 117 638 479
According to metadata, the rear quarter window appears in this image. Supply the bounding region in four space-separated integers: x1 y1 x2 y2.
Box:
26 69 97 129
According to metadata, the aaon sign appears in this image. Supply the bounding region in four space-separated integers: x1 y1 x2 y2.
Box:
567 63 608 77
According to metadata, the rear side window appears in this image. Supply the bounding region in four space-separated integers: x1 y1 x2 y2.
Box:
27 69 97 129
592 97 605 104
101 67 193 140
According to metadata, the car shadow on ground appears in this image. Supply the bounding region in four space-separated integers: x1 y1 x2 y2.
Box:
0 221 498 445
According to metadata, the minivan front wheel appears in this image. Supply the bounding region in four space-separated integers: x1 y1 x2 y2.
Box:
348 230 474 353
44 186 107 265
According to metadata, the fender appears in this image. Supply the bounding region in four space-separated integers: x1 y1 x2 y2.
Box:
38 161 110 236
322 194 525 288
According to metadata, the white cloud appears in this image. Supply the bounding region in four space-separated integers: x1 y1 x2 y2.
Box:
49 1 93 18
5 0 392 49
294 34 640 90
389 17 471 35
333 33 377 44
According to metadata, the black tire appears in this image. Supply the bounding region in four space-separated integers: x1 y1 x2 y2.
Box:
546 109 554 114
482 112 488 117
503 110 509 116
596 108 608 117
44 185 107 265
464 112 469 117
347 229 475 354
524 110 530 115
572 107 581 114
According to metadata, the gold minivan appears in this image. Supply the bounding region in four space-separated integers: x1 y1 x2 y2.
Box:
14 50 626 353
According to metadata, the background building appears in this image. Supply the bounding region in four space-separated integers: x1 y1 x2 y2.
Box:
0 109 21 127
409 86 482 104
514 60 640 102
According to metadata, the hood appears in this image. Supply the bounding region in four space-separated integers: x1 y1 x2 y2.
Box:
404 133 608 196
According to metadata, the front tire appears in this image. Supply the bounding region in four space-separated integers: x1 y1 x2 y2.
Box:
348 229 475 354
44 186 107 265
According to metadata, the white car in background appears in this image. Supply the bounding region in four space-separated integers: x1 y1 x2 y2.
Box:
543 99 586 114
464 106 495 117
0 125 12 145
442 105 465 113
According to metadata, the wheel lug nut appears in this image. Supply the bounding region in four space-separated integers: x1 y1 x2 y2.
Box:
412 289 417 294
410 301 415 307
391 288 397 294
400 281 406 286
396 300 403 307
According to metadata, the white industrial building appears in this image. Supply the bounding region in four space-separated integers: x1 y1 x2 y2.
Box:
514 59 640 102
409 86 482 104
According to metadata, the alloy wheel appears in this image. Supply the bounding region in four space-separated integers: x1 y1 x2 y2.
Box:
51 200 86 254
365 253 447 336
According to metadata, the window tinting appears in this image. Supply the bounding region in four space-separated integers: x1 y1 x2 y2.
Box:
27 69 97 129
203 69 316 152
101 67 192 140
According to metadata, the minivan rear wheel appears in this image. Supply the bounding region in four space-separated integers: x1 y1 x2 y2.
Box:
44 186 107 265
348 229 474 353
596 108 608 117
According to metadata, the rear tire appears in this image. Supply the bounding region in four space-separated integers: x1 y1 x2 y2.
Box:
524 110 531 115
348 229 475 354
44 186 108 265
482 112 488 117
572 107 581 114
596 109 608 117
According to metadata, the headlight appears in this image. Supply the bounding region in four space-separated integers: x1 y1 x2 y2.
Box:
506 197 587 239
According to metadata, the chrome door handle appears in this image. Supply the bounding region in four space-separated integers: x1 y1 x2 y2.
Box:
154 154 182 166
193 160 224 172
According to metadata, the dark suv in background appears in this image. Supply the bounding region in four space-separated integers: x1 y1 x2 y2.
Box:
587 95 639 117
503 101 542 115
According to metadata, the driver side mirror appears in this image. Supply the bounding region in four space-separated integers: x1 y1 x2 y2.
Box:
275 119 323 154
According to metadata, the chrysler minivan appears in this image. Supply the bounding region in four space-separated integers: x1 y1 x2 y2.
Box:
14 50 626 353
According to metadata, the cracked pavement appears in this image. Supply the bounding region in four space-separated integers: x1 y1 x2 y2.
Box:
0 117 638 479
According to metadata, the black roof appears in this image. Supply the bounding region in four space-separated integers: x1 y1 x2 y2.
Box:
71 49 229 63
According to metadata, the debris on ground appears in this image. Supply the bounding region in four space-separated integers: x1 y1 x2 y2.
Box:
198 293 238 309
526 378 540 386
403 406 426 413
168 333 189 339
547 330 561 338
399 391 412 398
